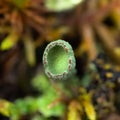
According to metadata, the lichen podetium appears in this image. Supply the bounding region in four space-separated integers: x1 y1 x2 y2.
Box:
43 39 76 80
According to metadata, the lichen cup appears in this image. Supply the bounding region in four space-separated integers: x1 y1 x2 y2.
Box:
43 39 76 80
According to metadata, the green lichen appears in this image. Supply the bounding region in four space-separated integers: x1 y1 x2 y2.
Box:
47 45 69 74
43 39 76 80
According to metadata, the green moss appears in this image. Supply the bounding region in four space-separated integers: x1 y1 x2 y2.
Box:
11 0 28 8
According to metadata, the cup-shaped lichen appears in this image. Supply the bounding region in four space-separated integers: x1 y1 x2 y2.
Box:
43 39 76 80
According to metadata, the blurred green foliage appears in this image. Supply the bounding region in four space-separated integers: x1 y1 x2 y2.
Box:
0 0 120 120
45 0 82 12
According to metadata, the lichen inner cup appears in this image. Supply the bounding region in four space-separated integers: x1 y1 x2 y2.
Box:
47 45 69 74
43 39 76 80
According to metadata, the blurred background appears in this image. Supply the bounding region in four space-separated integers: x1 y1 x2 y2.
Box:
0 0 120 120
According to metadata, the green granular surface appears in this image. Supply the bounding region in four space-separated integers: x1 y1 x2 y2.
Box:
47 45 69 74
